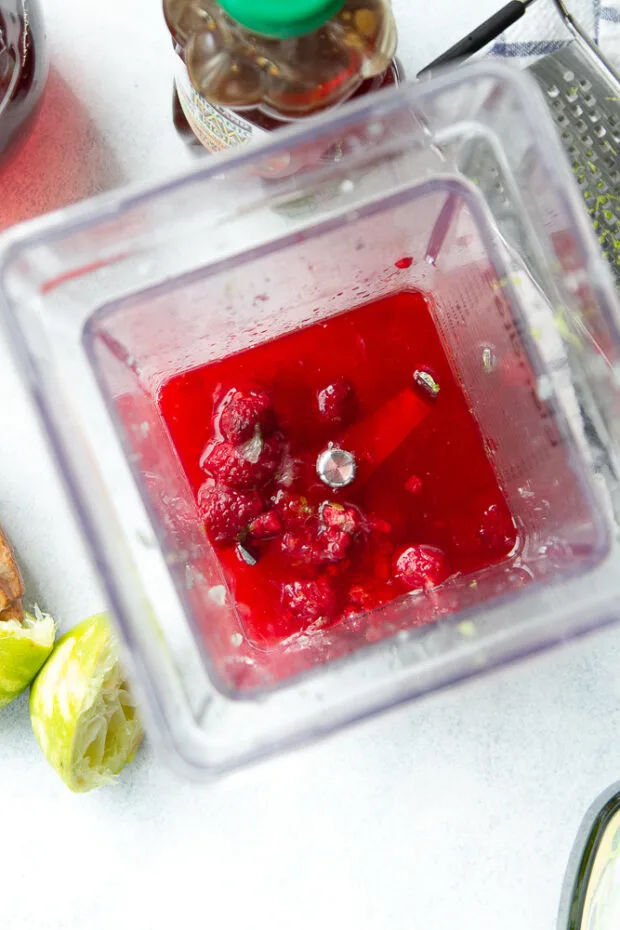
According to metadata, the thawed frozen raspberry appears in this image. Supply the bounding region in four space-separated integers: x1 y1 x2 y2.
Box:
321 502 363 535
317 379 355 423
201 434 284 489
394 544 450 591
280 579 337 630
478 504 516 555
405 475 423 495
249 510 283 540
218 389 276 443
316 527 352 563
280 529 318 564
281 525 352 566
197 480 263 544
272 490 315 528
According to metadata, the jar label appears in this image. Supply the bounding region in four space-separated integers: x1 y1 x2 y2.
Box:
174 59 266 153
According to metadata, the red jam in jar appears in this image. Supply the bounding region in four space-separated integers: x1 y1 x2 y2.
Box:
159 290 517 648
0 0 47 164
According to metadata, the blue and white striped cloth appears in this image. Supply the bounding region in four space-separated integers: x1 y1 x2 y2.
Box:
489 0 620 64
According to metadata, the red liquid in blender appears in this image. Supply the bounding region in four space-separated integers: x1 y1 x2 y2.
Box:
159 291 517 647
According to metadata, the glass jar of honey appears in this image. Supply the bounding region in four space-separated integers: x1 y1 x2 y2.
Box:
164 0 399 155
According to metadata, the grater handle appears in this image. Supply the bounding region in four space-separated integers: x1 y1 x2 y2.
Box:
550 0 620 90
417 0 536 77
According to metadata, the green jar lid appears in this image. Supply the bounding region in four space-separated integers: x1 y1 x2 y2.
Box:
217 0 346 38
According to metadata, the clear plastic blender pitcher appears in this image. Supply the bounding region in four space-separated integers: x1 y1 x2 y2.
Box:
1 61 619 777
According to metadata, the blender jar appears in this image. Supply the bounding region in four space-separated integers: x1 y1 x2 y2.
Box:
1 61 620 777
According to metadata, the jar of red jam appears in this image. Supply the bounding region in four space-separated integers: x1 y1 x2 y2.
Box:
0 0 47 164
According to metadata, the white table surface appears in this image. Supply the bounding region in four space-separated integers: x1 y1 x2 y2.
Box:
3 1 620 928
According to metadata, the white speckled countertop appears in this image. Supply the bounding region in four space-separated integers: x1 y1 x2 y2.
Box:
3 1 620 928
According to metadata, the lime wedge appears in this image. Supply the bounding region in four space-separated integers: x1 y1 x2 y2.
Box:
0 606 55 708
29 613 143 792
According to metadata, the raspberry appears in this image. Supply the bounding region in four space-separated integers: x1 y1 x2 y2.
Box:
201 434 284 489
281 529 317 564
218 389 276 443
279 500 364 568
197 480 262 544
321 502 363 535
249 510 282 540
272 490 314 528
453 502 516 559
316 527 352 563
282 525 352 566
405 475 423 495
317 379 355 423
394 544 450 590
281 579 337 630
478 504 516 555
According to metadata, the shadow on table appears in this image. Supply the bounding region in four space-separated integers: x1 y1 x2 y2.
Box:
0 65 125 232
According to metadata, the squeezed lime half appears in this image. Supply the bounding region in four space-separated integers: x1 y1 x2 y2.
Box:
0 607 55 708
30 613 143 792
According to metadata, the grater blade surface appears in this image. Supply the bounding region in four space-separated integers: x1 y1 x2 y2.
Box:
529 43 620 287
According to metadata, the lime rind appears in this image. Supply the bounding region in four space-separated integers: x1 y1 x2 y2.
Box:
30 614 143 792
0 606 55 709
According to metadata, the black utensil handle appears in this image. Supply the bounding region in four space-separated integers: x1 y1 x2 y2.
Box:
417 0 534 77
